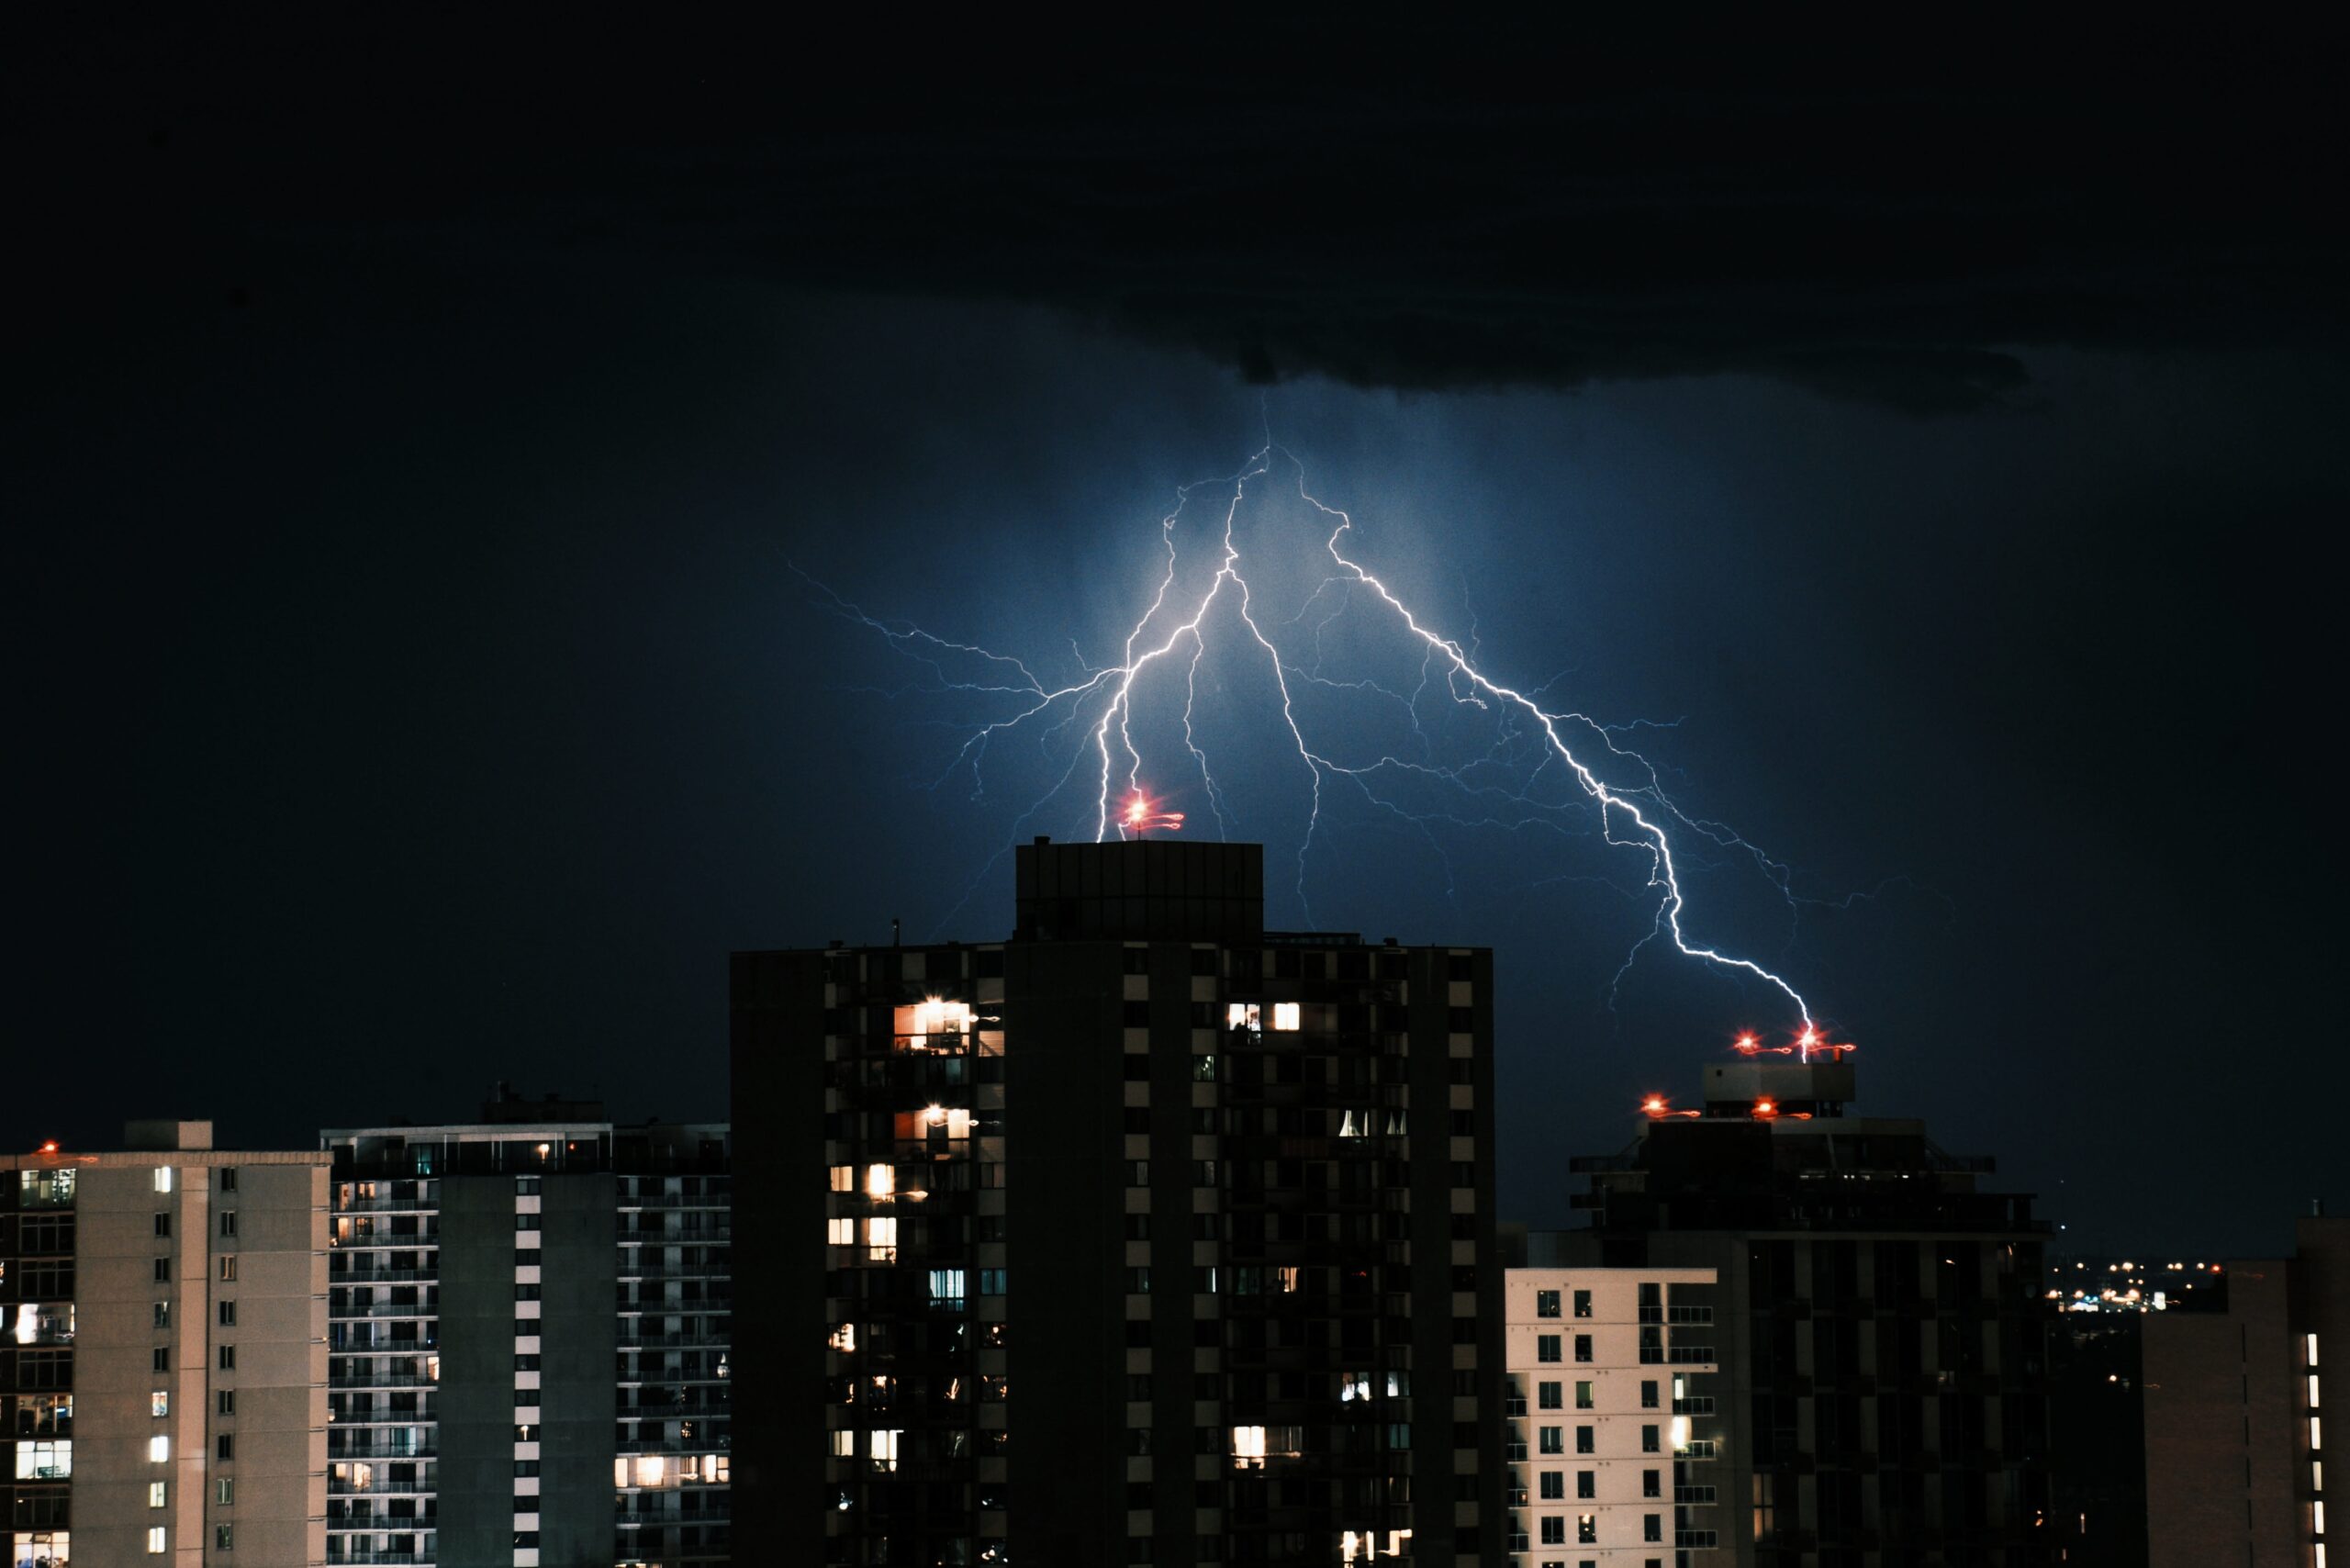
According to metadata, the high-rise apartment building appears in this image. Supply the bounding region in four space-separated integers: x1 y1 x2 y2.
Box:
319 1100 730 1568
733 836 1503 1567
1528 1049 2055 1567
3 1121 330 1568
2141 1213 2345 1568
1497 1264 1728 1564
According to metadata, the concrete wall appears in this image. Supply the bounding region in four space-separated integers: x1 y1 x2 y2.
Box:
438 1170 617 1568
2144 1259 2300 1567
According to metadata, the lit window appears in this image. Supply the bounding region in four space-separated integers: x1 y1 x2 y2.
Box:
151 1481 168 1508
827 1217 855 1247
149 1528 167 1555
928 1269 965 1308
152 1391 170 1417
218 1478 235 1506
2316 1500 2327 1536
1271 1002 1301 1032
867 1217 898 1260
1225 1002 1261 1031
866 1164 894 1201
150 1436 171 1463
153 1167 173 1193
829 1165 855 1193
831 1429 855 1458
869 1429 901 1472
1231 1425 1267 1470
13 1440 72 1480
894 997 974 1047
1577 1514 1597 1544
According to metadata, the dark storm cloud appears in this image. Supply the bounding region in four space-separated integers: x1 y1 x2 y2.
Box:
20 15 2344 413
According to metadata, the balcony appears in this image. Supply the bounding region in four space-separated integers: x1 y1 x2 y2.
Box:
1675 1484 1718 1505
1672 1397 1717 1415
329 1439 439 1461
336 1193 439 1213
334 1302 440 1319
332 1372 438 1389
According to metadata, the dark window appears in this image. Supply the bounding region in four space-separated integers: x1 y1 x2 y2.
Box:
1536 1290 1561 1318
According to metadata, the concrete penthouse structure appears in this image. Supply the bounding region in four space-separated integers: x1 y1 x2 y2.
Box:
1528 1048 2055 1568
733 835 1504 1568
3 1121 331 1568
319 1101 730 1568
2142 1213 2346 1568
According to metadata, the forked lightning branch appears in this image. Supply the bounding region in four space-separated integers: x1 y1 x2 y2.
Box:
805 439 1830 1045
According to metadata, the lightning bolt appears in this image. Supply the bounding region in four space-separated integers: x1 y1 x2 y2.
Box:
797 431 1821 1029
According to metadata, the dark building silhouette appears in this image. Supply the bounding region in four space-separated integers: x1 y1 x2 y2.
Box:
1522 1049 2056 1567
2043 1311 2148 1567
733 836 1503 1567
2142 1214 2344 1568
319 1099 731 1568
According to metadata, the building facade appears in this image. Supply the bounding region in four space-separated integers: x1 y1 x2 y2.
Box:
733 835 1504 1567
1536 1052 2055 1568
3 1121 330 1568
1499 1266 1728 1566
319 1103 730 1568
2142 1213 2345 1568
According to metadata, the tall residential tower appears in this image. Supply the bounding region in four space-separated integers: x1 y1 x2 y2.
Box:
4 1121 330 1568
1518 1049 2055 1568
733 836 1504 1567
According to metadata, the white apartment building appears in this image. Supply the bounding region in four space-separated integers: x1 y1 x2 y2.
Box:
1502 1266 1727 1568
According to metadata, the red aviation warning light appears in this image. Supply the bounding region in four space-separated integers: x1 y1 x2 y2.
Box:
1121 789 1187 838
1731 1027 1856 1060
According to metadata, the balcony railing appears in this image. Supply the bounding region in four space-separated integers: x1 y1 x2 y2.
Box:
335 1193 439 1212
333 1302 439 1318
331 1372 439 1389
328 1440 439 1460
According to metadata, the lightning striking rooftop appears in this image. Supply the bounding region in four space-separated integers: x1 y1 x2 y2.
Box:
801 435 1821 1031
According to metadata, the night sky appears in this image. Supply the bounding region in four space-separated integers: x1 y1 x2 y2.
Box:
13 17 2344 1259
